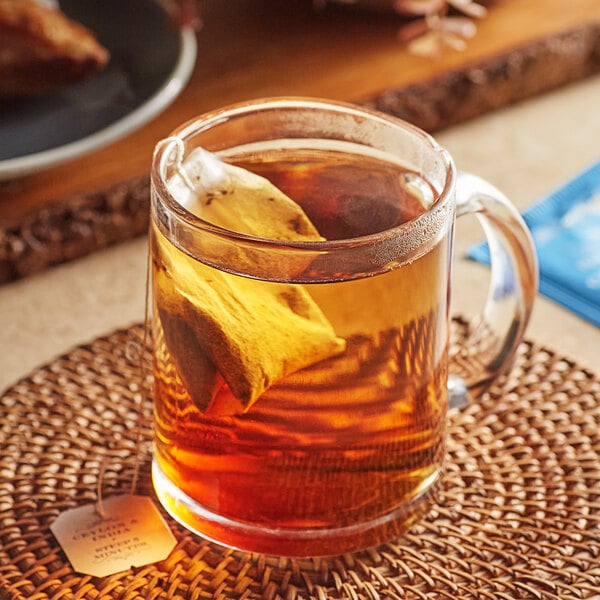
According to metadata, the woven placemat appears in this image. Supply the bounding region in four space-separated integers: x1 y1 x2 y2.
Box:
0 321 599 599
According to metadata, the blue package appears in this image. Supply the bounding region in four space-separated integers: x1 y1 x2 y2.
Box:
468 159 600 328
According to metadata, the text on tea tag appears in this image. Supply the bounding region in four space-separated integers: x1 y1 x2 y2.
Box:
50 494 177 577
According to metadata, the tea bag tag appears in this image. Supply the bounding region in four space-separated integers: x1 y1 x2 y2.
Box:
50 495 176 577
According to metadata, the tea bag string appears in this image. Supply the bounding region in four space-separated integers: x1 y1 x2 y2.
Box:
96 242 152 518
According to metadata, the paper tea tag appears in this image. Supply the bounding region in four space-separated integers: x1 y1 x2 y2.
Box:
50 495 177 577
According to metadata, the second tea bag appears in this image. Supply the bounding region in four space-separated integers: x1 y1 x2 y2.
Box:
154 147 346 412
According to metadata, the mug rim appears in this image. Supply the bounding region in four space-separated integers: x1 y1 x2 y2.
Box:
151 96 456 252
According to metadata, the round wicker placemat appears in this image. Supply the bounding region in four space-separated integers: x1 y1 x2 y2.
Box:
0 322 599 599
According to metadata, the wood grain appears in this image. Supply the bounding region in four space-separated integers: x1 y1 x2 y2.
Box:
1 0 599 283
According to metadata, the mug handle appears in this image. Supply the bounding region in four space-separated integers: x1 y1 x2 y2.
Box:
448 172 539 408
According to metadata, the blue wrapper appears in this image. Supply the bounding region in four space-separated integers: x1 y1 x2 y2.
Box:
468 159 600 328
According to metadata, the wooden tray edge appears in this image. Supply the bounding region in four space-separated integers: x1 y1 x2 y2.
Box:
364 20 600 131
1 21 599 285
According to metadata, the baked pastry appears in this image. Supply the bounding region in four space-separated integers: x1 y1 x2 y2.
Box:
0 0 110 97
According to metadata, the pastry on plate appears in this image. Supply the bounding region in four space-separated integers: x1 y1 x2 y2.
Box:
0 0 110 97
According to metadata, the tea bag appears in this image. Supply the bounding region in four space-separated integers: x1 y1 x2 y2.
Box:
156 147 345 412
167 147 323 241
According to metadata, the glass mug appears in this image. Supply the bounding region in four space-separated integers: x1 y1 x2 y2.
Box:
149 98 537 557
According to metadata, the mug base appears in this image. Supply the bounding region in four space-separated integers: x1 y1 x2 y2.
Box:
152 460 441 557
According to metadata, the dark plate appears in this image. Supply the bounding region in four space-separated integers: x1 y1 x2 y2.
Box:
0 0 197 180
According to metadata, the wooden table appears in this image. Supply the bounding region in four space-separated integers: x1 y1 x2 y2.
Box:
1 0 599 283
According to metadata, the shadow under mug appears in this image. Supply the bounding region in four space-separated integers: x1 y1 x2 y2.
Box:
149 97 538 557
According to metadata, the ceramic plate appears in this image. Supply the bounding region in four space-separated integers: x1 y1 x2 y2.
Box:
0 0 197 181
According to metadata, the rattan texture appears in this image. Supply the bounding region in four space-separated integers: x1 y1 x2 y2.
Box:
0 321 599 599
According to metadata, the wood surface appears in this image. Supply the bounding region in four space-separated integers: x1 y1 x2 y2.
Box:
1 0 599 283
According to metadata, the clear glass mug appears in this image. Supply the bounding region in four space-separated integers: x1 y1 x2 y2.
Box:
149 98 537 557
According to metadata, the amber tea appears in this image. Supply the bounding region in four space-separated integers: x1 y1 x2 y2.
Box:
150 98 537 558
151 148 451 556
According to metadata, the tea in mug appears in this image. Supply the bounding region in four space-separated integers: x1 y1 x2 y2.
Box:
151 145 451 556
